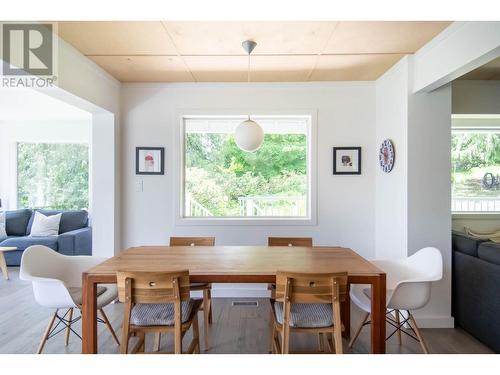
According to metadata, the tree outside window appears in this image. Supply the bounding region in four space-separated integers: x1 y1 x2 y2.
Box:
17 143 89 210
452 130 500 212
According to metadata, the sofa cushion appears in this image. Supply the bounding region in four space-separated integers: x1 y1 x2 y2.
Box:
0 212 6 239
0 236 59 252
452 230 488 257
478 242 500 266
27 209 88 234
3 209 32 236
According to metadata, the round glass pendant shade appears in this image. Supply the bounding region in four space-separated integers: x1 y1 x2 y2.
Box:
234 119 264 152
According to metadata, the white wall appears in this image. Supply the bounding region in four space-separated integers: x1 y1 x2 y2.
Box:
453 80 500 115
407 78 452 327
41 27 121 255
0 119 92 209
375 57 454 327
375 57 409 260
413 22 500 92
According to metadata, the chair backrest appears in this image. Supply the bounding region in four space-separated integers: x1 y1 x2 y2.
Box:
20 245 106 287
169 237 215 247
404 247 443 281
117 270 191 304
383 247 443 310
275 271 348 304
20 245 67 282
268 237 313 247
20 245 89 308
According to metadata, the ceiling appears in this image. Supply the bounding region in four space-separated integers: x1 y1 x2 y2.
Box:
57 21 451 83
459 56 500 80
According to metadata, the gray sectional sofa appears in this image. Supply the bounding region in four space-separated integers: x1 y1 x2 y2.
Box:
0 209 92 266
452 230 500 353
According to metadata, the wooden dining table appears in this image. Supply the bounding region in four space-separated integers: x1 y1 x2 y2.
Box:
81 246 386 354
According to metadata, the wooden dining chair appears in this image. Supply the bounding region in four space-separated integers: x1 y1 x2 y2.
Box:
267 237 313 295
268 237 313 247
267 237 318 351
153 236 215 352
270 271 348 354
117 270 203 354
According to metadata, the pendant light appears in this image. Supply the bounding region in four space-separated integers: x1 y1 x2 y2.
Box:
234 40 264 152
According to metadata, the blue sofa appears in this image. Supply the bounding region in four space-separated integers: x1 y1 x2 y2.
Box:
452 231 500 353
0 209 92 266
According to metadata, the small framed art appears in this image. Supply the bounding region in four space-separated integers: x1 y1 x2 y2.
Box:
136 147 165 175
333 147 361 175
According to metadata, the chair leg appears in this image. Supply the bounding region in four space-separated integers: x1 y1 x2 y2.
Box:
326 332 334 353
270 321 277 354
120 309 131 354
153 333 161 352
191 314 201 354
281 304 291 354
64 308 73 346
348 312 369 348
137 331 145 353
202 289 210 351
37 310 58 354
207 288 213 324
333 299 343 354
395 310 402 345
268 303 275 353
408 312 429 354
99 308 120 345
318 333 325 352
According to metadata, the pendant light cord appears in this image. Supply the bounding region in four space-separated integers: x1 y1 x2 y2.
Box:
247 50 250 121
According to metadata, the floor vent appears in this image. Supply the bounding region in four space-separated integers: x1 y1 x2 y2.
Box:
232 301 259 307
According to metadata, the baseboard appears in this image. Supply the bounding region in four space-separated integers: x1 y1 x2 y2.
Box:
412 315 455 328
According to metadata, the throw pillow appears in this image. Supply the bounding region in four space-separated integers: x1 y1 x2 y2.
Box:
0 212 6 239
29 211 62 237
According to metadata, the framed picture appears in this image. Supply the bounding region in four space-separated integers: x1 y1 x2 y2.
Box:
333 147 361 175
136 147 165 175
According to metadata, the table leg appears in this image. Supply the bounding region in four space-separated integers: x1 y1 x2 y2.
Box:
82 273 98 354
341 284 351 339
0 252 9 280
370 274 386 354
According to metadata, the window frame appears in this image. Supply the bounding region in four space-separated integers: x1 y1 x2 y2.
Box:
451 118 500 216
174 109 318 226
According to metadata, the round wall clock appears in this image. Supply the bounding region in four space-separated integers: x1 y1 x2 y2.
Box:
379 139 395 173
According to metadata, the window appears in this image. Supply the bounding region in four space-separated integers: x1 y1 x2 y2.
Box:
452 128 500 212
182 116 312 219
17 142 89 210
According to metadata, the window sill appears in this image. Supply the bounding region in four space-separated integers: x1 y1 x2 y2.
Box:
175 217 317 226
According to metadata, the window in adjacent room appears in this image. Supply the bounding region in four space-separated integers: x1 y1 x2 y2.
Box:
452 124 500 213
17 142 90 210
182 116 311 219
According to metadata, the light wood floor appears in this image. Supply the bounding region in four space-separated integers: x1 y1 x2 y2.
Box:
0 268 493 354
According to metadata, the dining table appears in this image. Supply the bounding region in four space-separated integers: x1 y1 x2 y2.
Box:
81 245 386 354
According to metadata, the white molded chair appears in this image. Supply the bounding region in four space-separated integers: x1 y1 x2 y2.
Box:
348 247 443 353
20 245 119 353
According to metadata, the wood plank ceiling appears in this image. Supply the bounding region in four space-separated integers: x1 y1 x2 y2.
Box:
57 21 451 82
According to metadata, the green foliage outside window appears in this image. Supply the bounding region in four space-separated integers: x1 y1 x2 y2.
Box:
17 143 89 210
185 133 307 217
